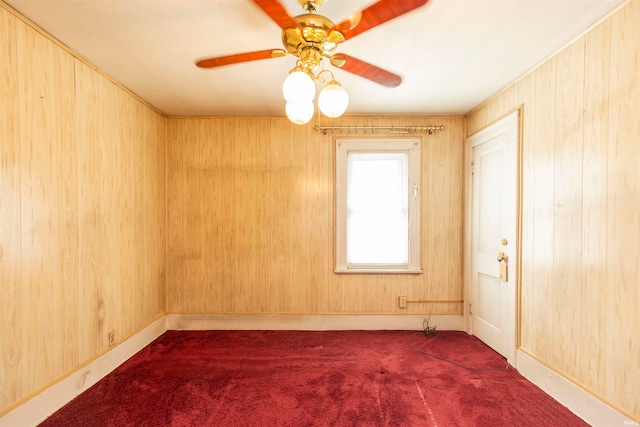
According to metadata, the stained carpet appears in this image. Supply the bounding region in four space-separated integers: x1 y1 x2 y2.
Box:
40 330 589 426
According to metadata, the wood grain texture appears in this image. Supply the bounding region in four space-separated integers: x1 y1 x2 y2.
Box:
530 57 556 364
465 0 640 420
551 39 584 381
606 0 640 417
167 116 465 316
17 19 80 398
144 105 167 320
1 7 166 415
0 7 21 410
75 59 104 361
580 19 610 396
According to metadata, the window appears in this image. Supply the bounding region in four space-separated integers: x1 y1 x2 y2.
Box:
335 138 421 273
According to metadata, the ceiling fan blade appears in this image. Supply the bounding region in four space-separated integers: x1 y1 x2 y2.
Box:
252 0 299 30
196 49 286 68
330 54 401 88
332 0 429 40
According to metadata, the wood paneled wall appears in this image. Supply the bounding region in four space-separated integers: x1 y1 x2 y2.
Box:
466 0 639 419
167 116 464 315
5 0 637 420
0 4 166 415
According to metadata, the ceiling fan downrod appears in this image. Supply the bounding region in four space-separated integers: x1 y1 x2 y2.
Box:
299 0 323 13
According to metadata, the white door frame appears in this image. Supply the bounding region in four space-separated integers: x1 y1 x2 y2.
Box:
464 109 521 367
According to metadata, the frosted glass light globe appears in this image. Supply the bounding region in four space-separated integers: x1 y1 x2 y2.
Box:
285 101 314 125
318 81 349 118
282 70 315 103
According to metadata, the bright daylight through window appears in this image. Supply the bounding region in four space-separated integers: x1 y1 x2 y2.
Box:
335 139 421 273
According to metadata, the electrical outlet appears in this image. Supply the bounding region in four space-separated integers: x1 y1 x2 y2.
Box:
108 330 116 347
398 296 407 308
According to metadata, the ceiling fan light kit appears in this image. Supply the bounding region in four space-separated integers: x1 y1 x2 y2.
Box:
285 100 315 125
282 67 316 103
282 65 349 124
317 79 348 118
195 0 430 124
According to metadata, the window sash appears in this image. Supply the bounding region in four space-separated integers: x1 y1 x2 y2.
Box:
335 139 422 274
346 152 409 267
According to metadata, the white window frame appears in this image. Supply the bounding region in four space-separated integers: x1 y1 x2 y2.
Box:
335 138 422 274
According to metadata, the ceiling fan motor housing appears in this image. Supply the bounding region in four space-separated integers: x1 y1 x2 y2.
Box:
281 13 345 69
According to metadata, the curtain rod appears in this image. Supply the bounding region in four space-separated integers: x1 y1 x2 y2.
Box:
314 124 445 135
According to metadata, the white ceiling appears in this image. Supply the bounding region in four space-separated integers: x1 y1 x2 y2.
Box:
6 0 625 117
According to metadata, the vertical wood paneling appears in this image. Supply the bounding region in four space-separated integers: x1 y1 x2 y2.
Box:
201 118 226 311
606 0 640 416
0 7 21 409
130 97 145 326
268 119 291 312
531 58 556 363
168 119 205 311
1 4 166 414
306 120 331 312
17 20 79 394
167 116 464 316
425 122 450 305
117 90 139 330
288 122 310 312
233 118 256 311
551 39 584 380
447 118 465 313
580 19 610 395
466 0 640 419
97 77 120 340
220 119 237 311
75 60 104 360
167 119 186 310
144 108 167 318
254 118 272 312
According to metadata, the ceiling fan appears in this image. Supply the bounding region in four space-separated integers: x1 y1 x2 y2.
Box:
196 0 429 87
195 0 430 122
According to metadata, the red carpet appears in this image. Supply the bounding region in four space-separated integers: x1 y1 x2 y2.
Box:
40 330 589 426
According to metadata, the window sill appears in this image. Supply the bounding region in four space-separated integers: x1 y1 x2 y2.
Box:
334 268 423 275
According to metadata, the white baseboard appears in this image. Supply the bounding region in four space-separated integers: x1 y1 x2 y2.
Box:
167 313 464 331
516 349 636 427
0 316 167 427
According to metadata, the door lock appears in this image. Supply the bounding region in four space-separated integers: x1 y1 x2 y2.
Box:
497 252 508 282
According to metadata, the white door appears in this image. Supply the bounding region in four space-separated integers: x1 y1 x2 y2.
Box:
466 111 518 366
